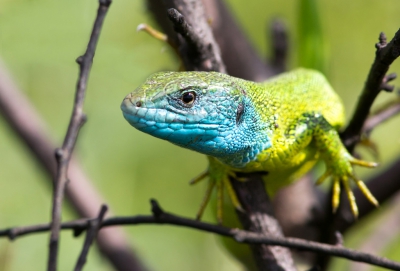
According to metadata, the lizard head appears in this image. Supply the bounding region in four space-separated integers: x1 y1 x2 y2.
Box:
121 71 271 167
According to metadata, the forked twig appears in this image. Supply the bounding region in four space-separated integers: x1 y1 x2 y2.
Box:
74 205 108 271
1 200 399 271
342 30 400 151
47 1 112 270
363 98 400 134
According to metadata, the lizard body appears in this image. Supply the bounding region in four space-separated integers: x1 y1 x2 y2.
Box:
121 69 378 222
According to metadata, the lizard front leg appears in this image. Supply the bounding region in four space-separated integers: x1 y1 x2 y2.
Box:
298 112 378 217
190 156 243 224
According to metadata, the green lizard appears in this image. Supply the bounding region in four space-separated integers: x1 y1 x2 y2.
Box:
121 68 378 223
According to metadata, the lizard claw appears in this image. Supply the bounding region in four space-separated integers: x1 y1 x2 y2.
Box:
190 157 244 224
342 176 358 217
317 155 379 218
189 170 211 221
352 176 379 207
189 170 209 185
349 157 378 168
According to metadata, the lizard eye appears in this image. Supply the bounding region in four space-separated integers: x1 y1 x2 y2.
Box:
181 91 196 105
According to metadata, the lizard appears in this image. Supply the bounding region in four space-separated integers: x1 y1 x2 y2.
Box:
120 68 379 223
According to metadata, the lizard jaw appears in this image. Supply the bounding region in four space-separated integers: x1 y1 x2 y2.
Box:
121 95 220 146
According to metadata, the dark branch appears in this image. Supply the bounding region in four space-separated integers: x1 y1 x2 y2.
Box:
317 30 400 269
269 18 288 74
143 2 400 270
342 29 400 151
148 2 295 269
74 205 108 271
202 0 276 81
164 1 225 73
230 176 296 270
146 0 275 81
348 193 400 271
47 1 112 270
237 232 400 271
0 57 147 271
1 200 400 270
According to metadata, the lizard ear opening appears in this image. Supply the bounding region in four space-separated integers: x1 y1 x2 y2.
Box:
236 102 244 125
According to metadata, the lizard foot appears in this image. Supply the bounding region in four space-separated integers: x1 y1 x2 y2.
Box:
190 157 243 224
316 155 379 217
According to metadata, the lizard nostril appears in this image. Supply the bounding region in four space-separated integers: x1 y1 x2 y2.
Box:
136 101 142 107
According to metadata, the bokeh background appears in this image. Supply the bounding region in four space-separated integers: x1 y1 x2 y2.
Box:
0 0 399 270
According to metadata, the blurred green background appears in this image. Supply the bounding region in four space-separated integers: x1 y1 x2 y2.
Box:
0 0 399 270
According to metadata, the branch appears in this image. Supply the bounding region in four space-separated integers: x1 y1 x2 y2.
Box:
349 193 400 271
164 2 296 269
1 200 399 271
316 30 400 271
342 30 400 151
339 156 400 232
47 1 112 270
330 30 400 225
316 152 400 270
272 173 323 241
269 18 288 74
164 1 225 72
74 205 108 271
230 176 296 270
146 0 275 81
146 2 296 269
201 0 277 80
362 98 400 135
0 58 147 271
237 233 400 271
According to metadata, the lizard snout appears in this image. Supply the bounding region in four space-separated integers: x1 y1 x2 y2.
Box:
121 93 143 110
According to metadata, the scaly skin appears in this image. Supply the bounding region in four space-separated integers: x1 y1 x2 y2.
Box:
121 68 378 223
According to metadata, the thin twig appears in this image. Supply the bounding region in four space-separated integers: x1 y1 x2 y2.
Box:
0 51 147 271
342 30 400 151
74 205 108 271
1 200 399 270
47 1 112 271
363 98 400 134
380 73 397 92
137 23 180 56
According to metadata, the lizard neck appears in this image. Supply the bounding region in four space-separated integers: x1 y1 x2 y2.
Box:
215 82 274 168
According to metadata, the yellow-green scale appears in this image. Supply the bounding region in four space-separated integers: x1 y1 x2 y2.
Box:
238 69 345 195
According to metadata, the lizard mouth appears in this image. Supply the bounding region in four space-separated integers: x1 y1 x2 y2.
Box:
121 95 164 129
120 95 189 130
121 94 219 142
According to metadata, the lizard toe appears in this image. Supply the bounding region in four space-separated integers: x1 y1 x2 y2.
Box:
353 177 379 207
342 176 359 218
